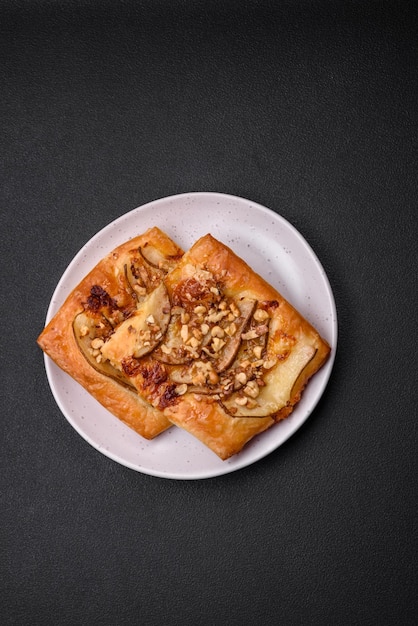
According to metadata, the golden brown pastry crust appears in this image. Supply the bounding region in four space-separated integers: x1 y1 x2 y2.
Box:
37 227 183 439
164 395 275 460
158 234 330 459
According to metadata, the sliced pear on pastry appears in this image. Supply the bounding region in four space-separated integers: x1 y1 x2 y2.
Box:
154 297 257 369
222 343 317 417
124 251 166 299
139 244 179 272
212 298 257 373
152 309 191 365
100 283 170 368
73 311 135 389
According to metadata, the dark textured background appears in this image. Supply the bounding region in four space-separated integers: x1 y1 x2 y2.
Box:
1 1 417 624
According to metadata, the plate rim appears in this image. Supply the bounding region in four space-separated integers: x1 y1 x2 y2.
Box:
43 191 338 480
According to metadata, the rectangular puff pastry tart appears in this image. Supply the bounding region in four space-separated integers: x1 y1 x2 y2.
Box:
38 227 330 460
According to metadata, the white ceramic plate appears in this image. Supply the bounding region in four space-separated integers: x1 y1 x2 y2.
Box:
44 192 337 479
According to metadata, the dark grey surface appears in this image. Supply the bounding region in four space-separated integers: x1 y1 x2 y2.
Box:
1 1 417 624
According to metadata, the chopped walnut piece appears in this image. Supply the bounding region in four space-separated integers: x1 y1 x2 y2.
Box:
185 346 199 359
194 305 206 315
175 384 188 396
263 359 277 370
253 309 269 322
225 322 237 336
211 337 226 352
207 310 228 323
180 324 189 342
181 311 190 324
235 371 247 385
243 380 260 398
253 345 263 359
200 323 210 335
211 325 225 338
189 336 200 349
80 325 89 337
235 396 248 406
172 306 184 315
230 302 240 317
241 329 259 340
91 338 104 350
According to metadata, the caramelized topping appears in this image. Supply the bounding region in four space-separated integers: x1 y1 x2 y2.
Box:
86 285 118 312
75 258 284 413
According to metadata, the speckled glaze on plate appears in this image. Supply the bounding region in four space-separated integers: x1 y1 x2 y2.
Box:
44 192 337 479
